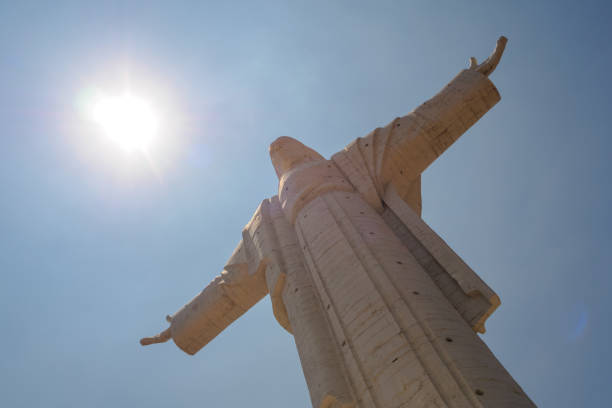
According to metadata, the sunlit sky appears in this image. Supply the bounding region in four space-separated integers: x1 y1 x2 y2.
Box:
1 1 611 407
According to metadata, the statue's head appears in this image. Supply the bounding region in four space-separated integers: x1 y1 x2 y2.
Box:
269 136 325 179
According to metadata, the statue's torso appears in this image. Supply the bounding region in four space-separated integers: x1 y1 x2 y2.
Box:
271 157 531 407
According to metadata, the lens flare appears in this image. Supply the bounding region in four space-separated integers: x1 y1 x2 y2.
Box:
568 304 588 342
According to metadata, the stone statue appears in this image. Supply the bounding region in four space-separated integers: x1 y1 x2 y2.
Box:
141 36 536 407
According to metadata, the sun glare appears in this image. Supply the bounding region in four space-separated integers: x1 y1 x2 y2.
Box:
92 93 159 152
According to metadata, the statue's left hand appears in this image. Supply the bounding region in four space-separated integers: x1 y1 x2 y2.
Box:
140 327 171 346
469 36 508 77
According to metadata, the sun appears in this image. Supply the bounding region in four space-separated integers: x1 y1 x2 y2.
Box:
92 93 159 153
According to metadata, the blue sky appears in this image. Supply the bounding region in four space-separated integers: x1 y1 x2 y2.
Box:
1 1 611 407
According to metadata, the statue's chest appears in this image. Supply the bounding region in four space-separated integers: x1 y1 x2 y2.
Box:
278 160 354 223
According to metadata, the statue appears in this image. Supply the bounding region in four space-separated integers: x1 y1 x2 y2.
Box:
141 37 536 407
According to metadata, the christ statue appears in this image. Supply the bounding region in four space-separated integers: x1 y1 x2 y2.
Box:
141 36 536 408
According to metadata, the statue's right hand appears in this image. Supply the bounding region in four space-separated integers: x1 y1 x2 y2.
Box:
469 36 508 77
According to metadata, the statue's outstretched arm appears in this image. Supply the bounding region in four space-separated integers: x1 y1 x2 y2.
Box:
336 37 507 205
140 237 268 355
383 36 507 181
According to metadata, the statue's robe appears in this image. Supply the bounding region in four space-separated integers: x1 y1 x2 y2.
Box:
164 69 535 408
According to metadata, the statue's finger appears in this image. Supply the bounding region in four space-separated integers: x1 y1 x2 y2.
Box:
476 36 508 76
140 328 171 346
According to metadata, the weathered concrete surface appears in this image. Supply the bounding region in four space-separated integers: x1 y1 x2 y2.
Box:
141 36 535 407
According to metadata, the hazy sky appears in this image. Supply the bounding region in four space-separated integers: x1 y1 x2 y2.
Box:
1 1 611 407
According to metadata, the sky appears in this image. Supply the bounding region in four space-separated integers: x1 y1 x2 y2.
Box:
1 1 611 407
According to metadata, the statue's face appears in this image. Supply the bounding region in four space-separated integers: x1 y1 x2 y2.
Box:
269 136 325 179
